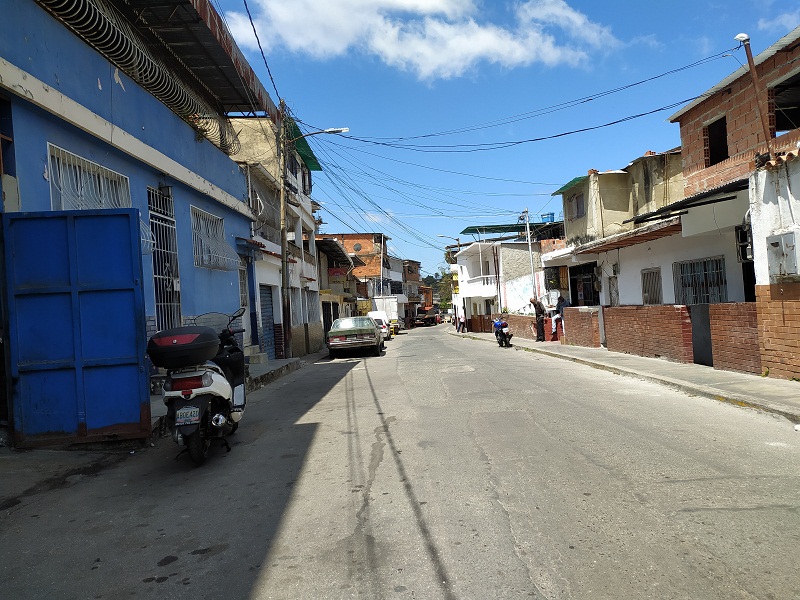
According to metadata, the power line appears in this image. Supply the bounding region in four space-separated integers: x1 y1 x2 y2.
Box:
340 97 701 152
241 0 280 101
340 48 738 143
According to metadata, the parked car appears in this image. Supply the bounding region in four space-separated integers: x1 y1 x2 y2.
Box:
367 310 392 341
327 316 384 358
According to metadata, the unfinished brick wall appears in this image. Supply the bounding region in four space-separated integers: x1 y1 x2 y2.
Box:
604 305 693 363
756 283 800 380
676 41 800 197
562 307 600 348
709 303 762 375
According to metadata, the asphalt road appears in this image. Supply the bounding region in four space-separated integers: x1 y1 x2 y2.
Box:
2 325 799 599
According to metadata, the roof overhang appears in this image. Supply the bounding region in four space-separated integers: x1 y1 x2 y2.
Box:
627 178 749 225
316 238 352 266
575 217 682 255
552 176 588 196
119 0 278 119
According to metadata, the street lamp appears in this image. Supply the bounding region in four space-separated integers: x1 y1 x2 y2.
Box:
437 234 461 249
279 99 348 358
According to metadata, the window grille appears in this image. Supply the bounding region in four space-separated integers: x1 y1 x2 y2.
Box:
48 144 155 253
306 290 321 323
238 259 248 309
641 268 663 305
672 256 727 305
190 206 240 271
148 187 181 331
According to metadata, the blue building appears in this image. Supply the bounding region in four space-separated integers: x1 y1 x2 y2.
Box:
0 0 277 445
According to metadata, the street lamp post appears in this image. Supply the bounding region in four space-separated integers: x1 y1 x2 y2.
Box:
437 234 461 318
437 234 461 251
279 99 348 358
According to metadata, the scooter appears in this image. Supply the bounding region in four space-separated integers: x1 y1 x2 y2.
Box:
147 308 247 465
493 317 513 347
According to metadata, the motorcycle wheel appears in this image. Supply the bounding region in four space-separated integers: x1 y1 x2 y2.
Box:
187 429 210 465
229 421 239 435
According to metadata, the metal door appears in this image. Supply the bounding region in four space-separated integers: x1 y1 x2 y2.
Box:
2 209 149 446
689 303 713 367
259 285 276 360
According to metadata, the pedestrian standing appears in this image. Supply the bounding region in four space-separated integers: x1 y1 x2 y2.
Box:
530 297 546 341
553 295 569 338
458 313 466 333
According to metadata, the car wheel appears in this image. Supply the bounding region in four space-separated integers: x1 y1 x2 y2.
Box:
373 342 381 356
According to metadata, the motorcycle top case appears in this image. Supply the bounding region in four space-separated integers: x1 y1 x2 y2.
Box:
147 326 219 369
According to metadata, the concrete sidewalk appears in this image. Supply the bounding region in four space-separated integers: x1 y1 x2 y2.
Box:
1 351 329 511
451 330 800 424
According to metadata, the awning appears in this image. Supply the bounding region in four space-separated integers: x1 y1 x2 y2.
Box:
460 224 526 235
316 237 352 266
552 176 588 196
575 217 682 255
289 122 322 171
628 179 748 225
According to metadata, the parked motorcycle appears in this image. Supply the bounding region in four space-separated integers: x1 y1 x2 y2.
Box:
493 317 513 347
147 308 247 465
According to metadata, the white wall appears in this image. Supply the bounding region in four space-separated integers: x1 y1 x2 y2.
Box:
597 229 746 305
751 162 800 285
682 192 749 236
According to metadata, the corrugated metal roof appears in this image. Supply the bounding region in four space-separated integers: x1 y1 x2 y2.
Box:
120 0 278 119
575 217 682 255
551 176 588 196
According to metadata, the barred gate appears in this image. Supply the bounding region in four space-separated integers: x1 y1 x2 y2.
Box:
148 187 181 331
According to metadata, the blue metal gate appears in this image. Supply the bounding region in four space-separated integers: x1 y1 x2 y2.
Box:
3 209 149 446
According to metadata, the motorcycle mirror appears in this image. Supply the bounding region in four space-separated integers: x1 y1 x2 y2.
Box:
232 307 246 319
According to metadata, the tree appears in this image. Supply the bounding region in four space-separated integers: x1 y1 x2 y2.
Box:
436 267 454 309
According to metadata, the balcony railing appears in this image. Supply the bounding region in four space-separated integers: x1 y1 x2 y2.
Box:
466 275 497 286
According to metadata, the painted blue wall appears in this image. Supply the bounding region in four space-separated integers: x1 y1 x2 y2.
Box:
1 1 253 318
0 1 245 197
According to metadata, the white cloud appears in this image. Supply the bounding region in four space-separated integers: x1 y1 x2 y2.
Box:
757 11 800 33
225 0 618 80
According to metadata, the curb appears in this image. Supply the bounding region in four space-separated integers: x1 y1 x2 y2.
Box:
450 331 800 424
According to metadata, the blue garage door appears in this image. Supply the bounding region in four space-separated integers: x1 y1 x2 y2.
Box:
3 209 149 447
259 285 276 360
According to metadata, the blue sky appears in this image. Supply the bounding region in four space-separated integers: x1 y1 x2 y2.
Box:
216 0 800 277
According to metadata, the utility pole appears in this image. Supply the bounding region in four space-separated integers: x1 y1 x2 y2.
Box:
279 99 292 359
735 33 773 158
523 209 536 299
278 100 348 358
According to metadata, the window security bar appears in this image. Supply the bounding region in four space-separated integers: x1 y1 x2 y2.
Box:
190 206 240 271
48 143 154 253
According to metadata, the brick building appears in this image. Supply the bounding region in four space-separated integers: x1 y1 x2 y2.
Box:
542 28 800 380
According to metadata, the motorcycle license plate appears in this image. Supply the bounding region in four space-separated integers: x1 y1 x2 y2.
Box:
175 406 200 426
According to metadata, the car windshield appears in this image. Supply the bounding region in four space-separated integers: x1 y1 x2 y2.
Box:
332 317 374 329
